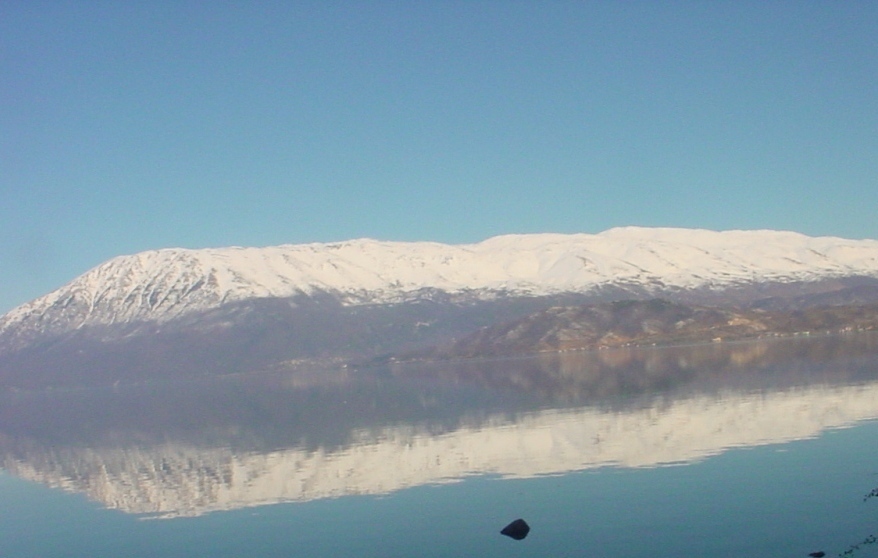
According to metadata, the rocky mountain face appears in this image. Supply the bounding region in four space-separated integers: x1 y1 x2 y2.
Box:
2 228 878 389
405 297 878 360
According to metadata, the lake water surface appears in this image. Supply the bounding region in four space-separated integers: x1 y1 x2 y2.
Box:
2 334 877 557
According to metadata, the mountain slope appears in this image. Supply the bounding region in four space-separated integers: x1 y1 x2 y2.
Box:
406 299 878 360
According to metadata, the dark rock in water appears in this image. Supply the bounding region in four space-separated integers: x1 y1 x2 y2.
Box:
808 553 825 558
500 518 530 540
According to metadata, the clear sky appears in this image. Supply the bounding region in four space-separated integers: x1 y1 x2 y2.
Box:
2 1 877 313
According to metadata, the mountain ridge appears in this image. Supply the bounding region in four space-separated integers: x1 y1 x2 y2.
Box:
397 298 878 361
4 228 878 333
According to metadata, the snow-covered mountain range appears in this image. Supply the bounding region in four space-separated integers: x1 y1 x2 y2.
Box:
2 227 878 388
4 227 878 334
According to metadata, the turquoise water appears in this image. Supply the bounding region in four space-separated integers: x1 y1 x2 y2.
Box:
1 335 877 557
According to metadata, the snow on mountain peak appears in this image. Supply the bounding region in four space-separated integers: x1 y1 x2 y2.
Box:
3 228 878 342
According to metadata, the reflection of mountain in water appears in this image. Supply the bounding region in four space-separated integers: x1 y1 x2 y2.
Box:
1 334 878 518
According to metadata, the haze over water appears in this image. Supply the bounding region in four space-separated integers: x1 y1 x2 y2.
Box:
1 333 878 557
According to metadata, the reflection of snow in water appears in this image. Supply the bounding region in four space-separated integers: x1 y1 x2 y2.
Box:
4 380 878 518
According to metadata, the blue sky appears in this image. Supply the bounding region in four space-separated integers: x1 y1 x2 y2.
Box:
2 1 877 313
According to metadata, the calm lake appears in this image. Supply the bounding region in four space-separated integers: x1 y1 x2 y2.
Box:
1 334 877 558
